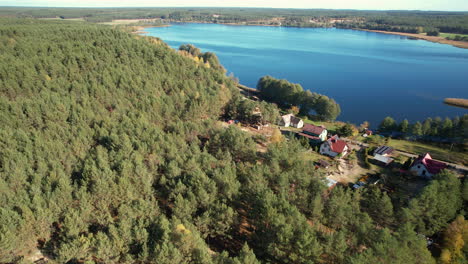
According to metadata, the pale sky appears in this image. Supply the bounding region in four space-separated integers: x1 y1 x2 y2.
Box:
1 0 467 11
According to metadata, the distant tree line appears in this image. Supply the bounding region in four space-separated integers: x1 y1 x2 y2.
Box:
1 7 467 34
257 76 341 121
378 115 468 140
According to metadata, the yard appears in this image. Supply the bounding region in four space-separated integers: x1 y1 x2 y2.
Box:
302 119 341 133
387 139 468 166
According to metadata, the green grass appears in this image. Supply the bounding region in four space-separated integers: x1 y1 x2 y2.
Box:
302 119 340 132
439 33 468 38
302 150 327 163
387 139 468 166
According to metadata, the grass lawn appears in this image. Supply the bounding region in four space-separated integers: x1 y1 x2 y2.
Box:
387 139 468 166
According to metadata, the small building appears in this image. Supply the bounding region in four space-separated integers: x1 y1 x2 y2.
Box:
302 124 327 141
363 129 373 137
279 114 304 128
410 153 447 178
373 145 394 165
373 146 394 156
374 154 394 165
320 135 349 158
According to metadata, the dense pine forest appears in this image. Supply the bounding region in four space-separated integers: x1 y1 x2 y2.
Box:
0 19 467 264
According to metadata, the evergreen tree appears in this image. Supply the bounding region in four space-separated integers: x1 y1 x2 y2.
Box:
411 121 423 136
379 116 397 132
399 119 409 133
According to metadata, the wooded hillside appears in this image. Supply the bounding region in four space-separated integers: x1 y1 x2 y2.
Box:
0 19 466 264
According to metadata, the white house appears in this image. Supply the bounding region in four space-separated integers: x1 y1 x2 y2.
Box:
279 114 304 128
410 153 447 178
320 135 349 158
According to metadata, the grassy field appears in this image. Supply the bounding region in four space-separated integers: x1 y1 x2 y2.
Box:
387 139 468 166
438 32 468 38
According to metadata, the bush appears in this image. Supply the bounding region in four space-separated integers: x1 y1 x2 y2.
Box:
427 30 440 36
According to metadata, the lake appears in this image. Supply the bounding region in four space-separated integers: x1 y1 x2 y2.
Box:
144 23 468 126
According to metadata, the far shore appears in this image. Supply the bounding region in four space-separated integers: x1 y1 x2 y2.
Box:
36 17 468 49
138 21 468 49
357 29 468 49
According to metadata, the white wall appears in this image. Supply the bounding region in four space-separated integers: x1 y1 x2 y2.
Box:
410 164 433 178
320 143 338 157
295 120 304 129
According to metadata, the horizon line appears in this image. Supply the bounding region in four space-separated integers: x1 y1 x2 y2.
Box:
1 6 468 12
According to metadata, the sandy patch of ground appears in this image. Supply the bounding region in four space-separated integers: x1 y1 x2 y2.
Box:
361 29 468 49
327 159 371 184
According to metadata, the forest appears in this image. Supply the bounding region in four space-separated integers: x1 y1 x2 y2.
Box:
0 18 467 264
1 7 468 34
378 115 468 141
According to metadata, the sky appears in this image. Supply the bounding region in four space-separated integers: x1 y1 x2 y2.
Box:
1 0 467 11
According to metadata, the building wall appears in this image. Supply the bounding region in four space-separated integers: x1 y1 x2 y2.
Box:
294 120 304 129
279 118 290 127
320 142 339 157
342 146 349 156
319 130 328 141
410 164 433 178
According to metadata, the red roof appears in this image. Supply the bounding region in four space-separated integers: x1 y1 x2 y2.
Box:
298 132 321 140
413 153 447 174
327 136 348 153
303 124 326 136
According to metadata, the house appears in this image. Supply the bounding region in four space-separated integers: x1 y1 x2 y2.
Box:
373 145 394 165
363 129 373 137
410 153 447 178
300 124 327 141
320 135 349 157
279 114 304 128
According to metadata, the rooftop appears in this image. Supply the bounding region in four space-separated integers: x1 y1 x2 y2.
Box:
303 123 326 135
374 145 394 156
327 135 348 153
413 153 447 175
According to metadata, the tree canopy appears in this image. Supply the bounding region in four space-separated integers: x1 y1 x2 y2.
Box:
0 18 465 264
256 76 341 121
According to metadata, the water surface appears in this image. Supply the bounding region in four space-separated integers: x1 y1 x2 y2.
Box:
145 23 468 125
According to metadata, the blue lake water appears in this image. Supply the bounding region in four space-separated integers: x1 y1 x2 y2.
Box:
144 23 468 126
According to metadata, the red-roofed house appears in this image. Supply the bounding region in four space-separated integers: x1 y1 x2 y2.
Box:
410 153 447 178
319 135 349 158
302 124 328 142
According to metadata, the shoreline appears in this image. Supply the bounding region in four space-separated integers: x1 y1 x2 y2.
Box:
132 24 170 34
356 29 468 49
